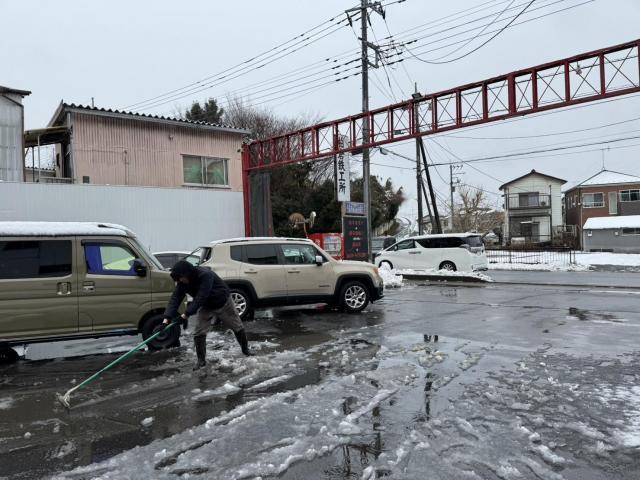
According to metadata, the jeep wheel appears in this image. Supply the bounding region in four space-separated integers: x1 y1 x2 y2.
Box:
230 288 254 322
339 281 370 313
0 347 19 365
142 314 181 351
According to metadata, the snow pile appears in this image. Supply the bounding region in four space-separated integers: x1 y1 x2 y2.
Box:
141 417 154 427
0 397 13 410
400 268 493 282
378 264 403 288
597 385 640 448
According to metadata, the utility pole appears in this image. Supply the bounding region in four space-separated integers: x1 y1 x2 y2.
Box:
413 83 423 235
346 1 384 260
418 138 442 233
450 164 455 232
360 0 372 259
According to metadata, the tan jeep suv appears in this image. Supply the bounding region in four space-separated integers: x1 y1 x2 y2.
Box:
192 237 384 320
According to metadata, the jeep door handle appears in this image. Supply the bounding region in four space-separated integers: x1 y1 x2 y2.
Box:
287 270 301 274
244 270 258 274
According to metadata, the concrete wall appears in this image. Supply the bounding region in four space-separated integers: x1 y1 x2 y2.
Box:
0 182 244 252
0 94 24 182
583 228 640 253
70 112 245 191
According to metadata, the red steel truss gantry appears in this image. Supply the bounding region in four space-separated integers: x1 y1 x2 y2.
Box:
242 39 640 235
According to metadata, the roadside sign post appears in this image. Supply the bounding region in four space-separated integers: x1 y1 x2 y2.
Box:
342 201 369 261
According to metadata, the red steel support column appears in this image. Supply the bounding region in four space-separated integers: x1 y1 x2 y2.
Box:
482 83 489 120
564 61 571 101
241 145 251 237
455 90 462 126
532 71 539 110
599 53 606 94
507 74 516 113
432 97 438 132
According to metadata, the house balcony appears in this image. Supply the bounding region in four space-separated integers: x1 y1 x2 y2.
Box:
506 193 551 210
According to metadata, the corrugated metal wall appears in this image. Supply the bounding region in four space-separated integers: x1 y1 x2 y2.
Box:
0 95 23 182
0 182 244 251
72 113 244 190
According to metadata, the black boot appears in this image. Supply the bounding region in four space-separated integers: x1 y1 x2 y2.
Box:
234 329 255 356
193 335 207 370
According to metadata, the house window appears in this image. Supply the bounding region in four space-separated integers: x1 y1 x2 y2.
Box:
583 192 604 208
620 190 640 202
622 228 640 235
182 155 229 186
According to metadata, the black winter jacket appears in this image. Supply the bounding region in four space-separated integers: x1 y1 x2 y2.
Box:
163 261 230 318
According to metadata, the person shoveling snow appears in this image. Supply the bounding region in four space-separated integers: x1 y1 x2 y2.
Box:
163 260 254 370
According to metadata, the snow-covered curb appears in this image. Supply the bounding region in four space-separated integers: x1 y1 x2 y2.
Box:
400 268 493 282
489 262 590 272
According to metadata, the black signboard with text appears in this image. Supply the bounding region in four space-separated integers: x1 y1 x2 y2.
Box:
342 216 369 261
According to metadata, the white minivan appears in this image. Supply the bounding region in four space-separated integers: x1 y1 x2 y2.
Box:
375 233 489 272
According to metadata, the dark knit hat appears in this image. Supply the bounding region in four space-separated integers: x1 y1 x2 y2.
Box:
170 260 196 281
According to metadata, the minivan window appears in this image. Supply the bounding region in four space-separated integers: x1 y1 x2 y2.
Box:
245 244 279 265
464 236 484 248
394 239 415 251
0 240 72 279
85 243 138 276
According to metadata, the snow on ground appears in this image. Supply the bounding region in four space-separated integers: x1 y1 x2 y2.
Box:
575 251 640 266
488 262 589 272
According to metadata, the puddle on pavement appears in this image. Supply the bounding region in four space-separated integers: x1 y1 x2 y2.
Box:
567 307 624 323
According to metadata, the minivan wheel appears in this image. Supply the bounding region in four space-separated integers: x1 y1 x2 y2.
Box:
439 261 457 272
142 314 181 351
0 347 19 365
339 281 370 313
230 288 254 322
379 260 393 270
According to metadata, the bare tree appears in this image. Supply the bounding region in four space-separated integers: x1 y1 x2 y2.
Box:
453 185 503 233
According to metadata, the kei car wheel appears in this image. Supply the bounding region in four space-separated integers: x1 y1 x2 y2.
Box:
0 347 19 365
142 314 181 350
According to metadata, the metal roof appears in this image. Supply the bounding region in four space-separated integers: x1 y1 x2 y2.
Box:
48 102 250 135
0 85 31 96
571 169 640 189
499 169 567 190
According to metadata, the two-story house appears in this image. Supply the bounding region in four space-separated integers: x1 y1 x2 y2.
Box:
564 169 640 248
499 169 567 245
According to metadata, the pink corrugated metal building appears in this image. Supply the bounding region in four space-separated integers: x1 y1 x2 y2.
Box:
46 103 248 191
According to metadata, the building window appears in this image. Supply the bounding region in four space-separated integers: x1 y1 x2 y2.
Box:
182 155 229 186
620 189 640 202
622 228 640 235
583 192 604 208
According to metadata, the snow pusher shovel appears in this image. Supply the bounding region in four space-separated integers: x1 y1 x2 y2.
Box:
56 319 181 409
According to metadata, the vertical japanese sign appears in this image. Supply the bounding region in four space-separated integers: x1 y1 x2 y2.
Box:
335 136 350 202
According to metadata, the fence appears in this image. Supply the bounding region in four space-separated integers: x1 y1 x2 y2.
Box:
485 246 576 265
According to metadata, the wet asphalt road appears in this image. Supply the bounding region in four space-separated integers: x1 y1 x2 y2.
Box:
1 275 640 479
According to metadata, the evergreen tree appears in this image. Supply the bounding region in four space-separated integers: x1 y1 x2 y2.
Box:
185 98 224 124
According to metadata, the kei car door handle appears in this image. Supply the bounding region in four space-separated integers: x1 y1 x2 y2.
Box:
82 282 95 292
57 282 71 295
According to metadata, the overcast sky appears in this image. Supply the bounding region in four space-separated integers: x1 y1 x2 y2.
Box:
4 0 639 218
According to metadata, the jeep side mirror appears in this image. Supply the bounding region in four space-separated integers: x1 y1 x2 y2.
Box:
132 259 147 277
315 255 324 266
